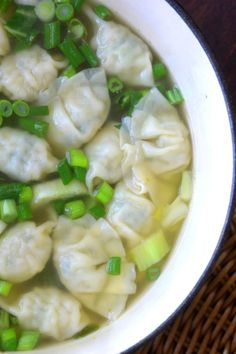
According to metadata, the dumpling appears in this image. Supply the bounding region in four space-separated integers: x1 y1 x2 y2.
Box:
120 88 191 179
0 45 66 101
0 22 10 56
0 127 58 182
1 287 88 340
0 222 54 283
41 68 111 157
107 183 156 248
84 122 123 192
84 6 154 87
53 216 136 294
77 293 128 321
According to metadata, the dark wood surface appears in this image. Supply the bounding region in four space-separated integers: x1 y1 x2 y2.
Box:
136 1 236 353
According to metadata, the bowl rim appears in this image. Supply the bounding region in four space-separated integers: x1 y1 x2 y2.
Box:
123 1 236 353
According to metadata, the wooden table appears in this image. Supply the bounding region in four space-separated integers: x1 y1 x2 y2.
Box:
135 1 236 353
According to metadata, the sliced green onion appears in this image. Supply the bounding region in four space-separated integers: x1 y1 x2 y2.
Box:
59 38 85 68
128 90 148 116
95 182 114 205
17 331 40 351
0 183 25 201
95 4 112 20
108 77 124 94
0 309 10 329
106 257 121 275
68 18 87 41
29 106 49 116
76 324 99 338
1 328 17 351
0 115 3 127
74 167 87 182
35 0 55 22
17 203 33 221
0 199 18 223
115 91 131 110
15 30 39 51
52 199 65 215
162 197 188 230
166 87 184 105
129 230 170 271
89 204 105 219
0 100 13 118
146 267 161 282
64 200 86 219
44 21 61 49
83 195 97 209
5 5 37 39
56 3 74 22
57 158 73 185
62 65 76 78
18 118 49 138
0 0 12 14
10 315 18 326
156 81 168 96
71 0 85 12
0 280 13 297
79 42 99 67
19 186 33 203
32 179 87 207
67 148 89 169
12 100 30 117
114 123 121 129
152 63 167 81
179 171 192 203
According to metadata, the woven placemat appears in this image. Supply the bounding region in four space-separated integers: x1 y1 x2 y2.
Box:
135 210 236 354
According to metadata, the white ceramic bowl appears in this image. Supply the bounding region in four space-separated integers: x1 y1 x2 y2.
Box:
37 1 235 353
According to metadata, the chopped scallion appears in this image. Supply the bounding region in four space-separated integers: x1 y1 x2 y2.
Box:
95 182 114 205
0 0 12 14
0 183 25 201
52 199 65 215
19 186 33 203
56 3 74 22
44 21 61 49
89 204 105 219
68 18 87 41
29 105 49 116
0 280 13 297
64 200 86 219
79 42 99 67
74 167 87 182
0 328 17 351
35 0 55 22
10 315 18 326
17 203 33 221
0 115 3 127
166 87 184 105
0 309 10 329
18 118 49 138
76 324 99 338
0 100 13 118
156 81 168 96
0 199 18 223
71 0 85 12
5 5 37 39
17 331 40 351
57 158 73 185
108 77 124 94
15 30 39 51
59 38 85 68
62 65 76 78
12 100 30 117
95 4 112 20
146 267 161 282
106 257 121 275
67 148 89 168
152 63 167 80
114 123 121 129
129 230 170 271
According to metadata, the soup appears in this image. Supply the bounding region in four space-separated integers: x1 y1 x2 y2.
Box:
0 0 192 350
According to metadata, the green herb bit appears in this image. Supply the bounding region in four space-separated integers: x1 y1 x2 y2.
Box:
114 123 121 129
106 257 121 275
0 0 12 14
64 200 86 219
10 315 18 326
0 100 13 118
0 115 3 127
17 202 33 221
52 199 65 215
56 3 74 22
76 324 99 338
17 331 40 351
71 0 85 12
57 158 73 185
44 21 61 49
15 30 40 51
95 182 114 205
0 309 10 329
146 267 161 282
108 77 124 94
18 118 49 138
62 65 77 78
67 148 89 168
19 186 33 203
68 18 87 41
29 105 49 116
35 0 55 22
1 328 17 351
95 4 112 20
152 63 168 81
0 183 25 201
89 204 105 220
0 280 13 297
59 38 85 68
166 87 184 105
12 100 30 117
79 42 99 68
0 199 18 223
74 167 87 182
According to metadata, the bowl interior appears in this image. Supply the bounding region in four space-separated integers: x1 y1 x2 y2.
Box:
35 0 234 353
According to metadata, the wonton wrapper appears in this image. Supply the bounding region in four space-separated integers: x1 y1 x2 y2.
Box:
0 128 58 182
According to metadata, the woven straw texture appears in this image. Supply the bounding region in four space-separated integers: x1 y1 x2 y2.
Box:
135 211 236 354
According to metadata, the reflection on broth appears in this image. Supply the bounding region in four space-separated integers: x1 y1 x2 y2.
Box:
0 0 192 350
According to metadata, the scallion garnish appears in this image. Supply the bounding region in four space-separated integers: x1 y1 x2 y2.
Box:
0 0 12 14
0 115 3 127
108 77 124 94
156 81 168 96
79 42 99 67
17 331 40 351
29 105 49 116
0 280 13 297
152 63 167 80
9 315 18 326
17 203 33 221
0 199 18 223
76 324 99 338
62 65 77 78
56 3 74 22
0 309 10 329
89 204 105 220
5 5 37 39
146 267 161 282
44 21 61 49
0 183 25 201
52 199 65 215
67 148 89 169
68 18 87 41
95 182 114 205
18 186 33 203
15 30 40 51
106 257 121 275
74 166 87 182
59 38 85 68
0 100 13 118
35 0 55 22
64 200 86 219
1 328 17 351
57 158 73 185
12 100 30 117
18 118 49 138
95 4 112 20
71 0 85 12
166 87 184 105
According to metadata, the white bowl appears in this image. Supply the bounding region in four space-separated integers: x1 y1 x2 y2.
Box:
37 1 235 353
